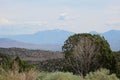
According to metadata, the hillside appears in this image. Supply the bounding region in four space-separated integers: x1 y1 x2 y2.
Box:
0 48 63 61
0 38 61 51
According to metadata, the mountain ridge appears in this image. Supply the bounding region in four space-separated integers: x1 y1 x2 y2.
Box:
0 38 61 51
0 29 120 51
0 29 74 45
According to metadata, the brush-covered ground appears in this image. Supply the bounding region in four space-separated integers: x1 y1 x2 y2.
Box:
0 67 119 80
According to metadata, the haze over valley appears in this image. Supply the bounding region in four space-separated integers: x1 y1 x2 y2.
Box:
0 29 120 51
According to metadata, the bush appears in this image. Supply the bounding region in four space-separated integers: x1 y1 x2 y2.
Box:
37 69 119 80
0 67 38 80
38 59 64 72
85 69 119 80
38 72 83 80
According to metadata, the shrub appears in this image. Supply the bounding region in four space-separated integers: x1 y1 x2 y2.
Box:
38 59 64 72
85 69 119 80
38 72 83 80
37 69 119 80
0 67 38 80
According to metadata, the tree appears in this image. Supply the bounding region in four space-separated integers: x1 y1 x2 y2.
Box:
113 51 120 78
62 33 118 76
12 56 35 72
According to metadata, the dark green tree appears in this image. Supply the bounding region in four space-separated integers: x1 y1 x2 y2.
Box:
113 51 120 77
0 53 11 70
12 56 35 72
62 33 118 76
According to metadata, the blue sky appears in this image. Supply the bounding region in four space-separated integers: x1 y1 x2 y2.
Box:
0 0 120 34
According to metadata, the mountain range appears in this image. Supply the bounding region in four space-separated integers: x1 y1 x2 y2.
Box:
0 29 74 51
0 29 120 51
0 38 61 51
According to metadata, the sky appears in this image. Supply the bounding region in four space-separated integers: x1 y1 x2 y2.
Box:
0 0 120 35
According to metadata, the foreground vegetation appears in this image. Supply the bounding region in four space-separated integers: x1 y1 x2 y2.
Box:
0 67 119 80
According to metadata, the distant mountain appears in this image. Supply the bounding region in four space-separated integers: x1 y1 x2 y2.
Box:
0 38 61 51
0 29 74 51
0 29 74 45
90 30 120 51
0 29 120 51
102 30 120 51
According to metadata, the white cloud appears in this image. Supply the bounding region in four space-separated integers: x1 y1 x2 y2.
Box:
0 17 48 27
0 17 13 25
58 13 68 21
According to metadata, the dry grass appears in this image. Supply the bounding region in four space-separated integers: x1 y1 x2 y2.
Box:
0 66 119 80
0 68 38 80
0 60 38 80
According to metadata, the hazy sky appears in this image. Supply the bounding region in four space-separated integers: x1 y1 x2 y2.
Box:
0 0 120 34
